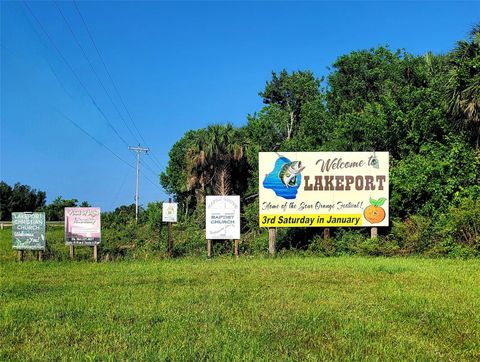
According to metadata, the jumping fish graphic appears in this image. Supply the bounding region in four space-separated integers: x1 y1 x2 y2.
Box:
279 161 305 188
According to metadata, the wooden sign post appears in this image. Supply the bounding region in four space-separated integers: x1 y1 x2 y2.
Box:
268 227 276 255
234 239 239 258
93 245 98 262
163 198 178 257
207 239 212 258
371 227 378 239
323 227 330 240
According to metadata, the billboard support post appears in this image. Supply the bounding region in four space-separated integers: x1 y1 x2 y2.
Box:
268 228 276 255
323 228 330 239
234 240 239 258
38 250 43 261
17 250 24 262
371 227 378 239
207 239 212 258
93 245 98 262
70 245 75 259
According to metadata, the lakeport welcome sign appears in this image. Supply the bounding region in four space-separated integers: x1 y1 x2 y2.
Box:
65 207 101 245
259 152 389 227
12 212 46 250
206 196 240 239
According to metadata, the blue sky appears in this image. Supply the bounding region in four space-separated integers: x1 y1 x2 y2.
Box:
1 1 478 210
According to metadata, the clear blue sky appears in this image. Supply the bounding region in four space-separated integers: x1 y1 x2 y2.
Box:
1 1 478 210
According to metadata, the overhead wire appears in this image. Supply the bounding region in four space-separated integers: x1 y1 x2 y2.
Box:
72 0 164 171
22 0 129 148
53 0 141 147
21 1 163 194
58 110 162 191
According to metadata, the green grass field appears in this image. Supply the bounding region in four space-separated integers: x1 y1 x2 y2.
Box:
1 229 480 360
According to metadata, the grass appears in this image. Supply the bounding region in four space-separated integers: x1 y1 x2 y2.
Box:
1 229 480 360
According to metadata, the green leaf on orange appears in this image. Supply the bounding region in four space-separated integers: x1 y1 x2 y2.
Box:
370 197 387 206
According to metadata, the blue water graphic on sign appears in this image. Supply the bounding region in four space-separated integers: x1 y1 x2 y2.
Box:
262 157 302 200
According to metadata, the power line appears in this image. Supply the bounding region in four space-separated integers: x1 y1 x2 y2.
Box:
56 110 162 192
22 0 129 148
53 0 141 147
72 0 164 171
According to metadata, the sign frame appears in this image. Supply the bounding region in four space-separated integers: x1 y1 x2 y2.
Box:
259 152 389 228
162 202 178 223
206 195 241 240
12 212 46 251
65 207 101 246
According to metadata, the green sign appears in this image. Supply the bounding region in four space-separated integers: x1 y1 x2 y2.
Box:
12 212 46 250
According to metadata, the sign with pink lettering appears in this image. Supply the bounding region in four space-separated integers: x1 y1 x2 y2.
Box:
65 207 101 245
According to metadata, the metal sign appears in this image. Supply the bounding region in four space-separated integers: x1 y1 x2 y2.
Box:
206 196 240 240
162 202 178 223
65 207 101 245
259 152 389 227
12 212 46 250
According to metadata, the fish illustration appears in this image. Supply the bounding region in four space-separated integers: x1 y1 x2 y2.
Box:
279 161 305 188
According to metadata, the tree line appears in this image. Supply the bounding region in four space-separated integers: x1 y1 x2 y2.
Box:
159 25 479 256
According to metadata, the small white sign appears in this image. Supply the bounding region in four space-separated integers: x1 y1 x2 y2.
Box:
206 195 240 240
162 202 178 223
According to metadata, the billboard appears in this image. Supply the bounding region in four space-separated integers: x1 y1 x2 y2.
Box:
259 152 389 227
206 196 240 240
65 207 101 245
12 212 46 250
162 202 178 223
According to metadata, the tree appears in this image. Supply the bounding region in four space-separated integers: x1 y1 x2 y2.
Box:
0 181 46 220
39 197 78 221
187 124 246 196
445 24 480 147
259 69 321 140
160 129 203 214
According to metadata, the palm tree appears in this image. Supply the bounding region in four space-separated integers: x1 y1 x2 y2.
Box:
186 124 245 197
445 24 480 147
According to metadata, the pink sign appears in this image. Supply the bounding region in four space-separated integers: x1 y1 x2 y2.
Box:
65 207 101 245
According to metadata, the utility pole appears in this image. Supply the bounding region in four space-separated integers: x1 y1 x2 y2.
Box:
128 145 149 222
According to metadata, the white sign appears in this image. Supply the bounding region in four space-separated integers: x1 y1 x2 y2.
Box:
259 152 389 227
162 202 178 223
206 196 240 240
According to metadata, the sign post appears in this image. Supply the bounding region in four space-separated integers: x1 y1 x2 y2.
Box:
259 152 389 247
12 212 46 261
162 199 178 256
206 195 241 258
65 207 101 261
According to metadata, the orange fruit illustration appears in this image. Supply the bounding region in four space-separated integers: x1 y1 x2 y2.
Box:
364 197 386 224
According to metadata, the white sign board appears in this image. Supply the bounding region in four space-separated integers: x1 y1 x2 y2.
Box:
206 196 240 240
162 202 178 222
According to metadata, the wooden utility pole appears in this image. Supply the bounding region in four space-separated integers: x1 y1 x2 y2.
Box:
268 228 276 255
371 227 378 239
128 145 150 222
